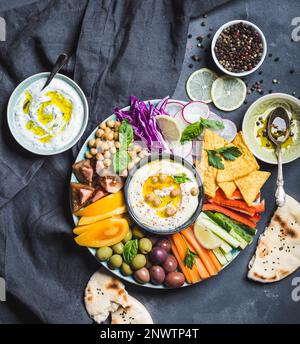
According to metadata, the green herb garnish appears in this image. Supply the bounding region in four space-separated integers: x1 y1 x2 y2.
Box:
173 173 192 184
123 239 138 264
113 149 131 173
184 247 198 269
206 146 242 169
180 118 224 144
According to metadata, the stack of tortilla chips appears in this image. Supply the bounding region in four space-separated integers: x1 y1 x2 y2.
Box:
197 130 270 206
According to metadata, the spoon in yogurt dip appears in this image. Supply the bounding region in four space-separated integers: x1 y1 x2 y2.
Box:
267 107 291 207
41 53 69 91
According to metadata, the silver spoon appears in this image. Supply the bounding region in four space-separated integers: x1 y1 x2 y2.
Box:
41 53 69 91
267 107 291 207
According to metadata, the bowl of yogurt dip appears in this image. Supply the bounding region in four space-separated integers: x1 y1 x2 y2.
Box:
124 153 204 235
7 72 88 155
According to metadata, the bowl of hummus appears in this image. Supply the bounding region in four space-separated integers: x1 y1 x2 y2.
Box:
125 153 203 235
7 72 88 155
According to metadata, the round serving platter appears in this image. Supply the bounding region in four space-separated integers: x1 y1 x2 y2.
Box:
71 99 240 289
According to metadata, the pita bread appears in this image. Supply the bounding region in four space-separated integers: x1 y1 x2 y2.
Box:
111 295 153 324
85 270 130 323
248 195 300 283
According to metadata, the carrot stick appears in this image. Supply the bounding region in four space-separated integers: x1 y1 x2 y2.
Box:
207 250 222 272
172 234 201 284
185 240 209 280
171 239 192 284
202 203 256 229
181 228 217 276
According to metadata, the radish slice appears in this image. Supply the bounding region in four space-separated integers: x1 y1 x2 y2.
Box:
218 119 237 142
165 101 184 117
170 140 193 159
192 140 204 158
182 101 210 124
208 112 223 122
174 110 188 130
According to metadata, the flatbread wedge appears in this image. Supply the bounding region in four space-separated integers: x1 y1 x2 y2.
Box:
248 195 300 283
235 171 271 206
85 270 130 323
111 295 153 324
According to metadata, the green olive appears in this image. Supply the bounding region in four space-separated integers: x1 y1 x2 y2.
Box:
122 229 133 243
121 262 133 276
96 246 113 261
132 226 145 239
111 242 124 255
138 238 152 254
108 254 123 269
131 254 146 270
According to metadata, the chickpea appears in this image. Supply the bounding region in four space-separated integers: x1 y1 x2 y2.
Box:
170 189 180 198
107 141 114 148
110 146 117 154
165 205 177 217
96 129 104 138
114 132 119 141
139 150 147 159
102 142 109 151
127 161 135 170
104 151 111 159
153 197 162 207
104 159 111 167
151 176 158 183
88 138 96 148
129 151 137 159
96 153 104 161
158 173 167 183
95 138 101 147
85 152 93 159
106 132 114 141
190 187 199 196
114 121 121 129
99 122 106 130
115 141 121 149
145 193 155 203
90 148 98 156
106 119 115 128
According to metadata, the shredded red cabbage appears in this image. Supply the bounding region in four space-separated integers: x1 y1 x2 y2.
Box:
115 96 170 151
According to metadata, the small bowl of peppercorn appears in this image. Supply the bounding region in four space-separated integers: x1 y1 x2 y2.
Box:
211 20 267 77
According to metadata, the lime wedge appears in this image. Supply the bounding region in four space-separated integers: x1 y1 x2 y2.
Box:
186 68 218 103
156 115 181 144
211 76 246 111
194 221 223 250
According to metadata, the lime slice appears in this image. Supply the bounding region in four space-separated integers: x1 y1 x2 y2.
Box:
194 221 223 250
211 76 246 111
186 68 218 103
156 115 181 143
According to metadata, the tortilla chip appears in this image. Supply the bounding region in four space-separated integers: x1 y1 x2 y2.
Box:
204 129 227 150
218 181 237 199
235 171 271 205
216 132 259 183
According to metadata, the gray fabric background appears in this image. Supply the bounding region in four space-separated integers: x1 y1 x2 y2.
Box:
0 0 299 324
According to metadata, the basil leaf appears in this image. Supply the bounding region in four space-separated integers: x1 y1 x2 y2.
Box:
113 149 131 173
123 239 138 264
218 146 242 161
184 247 198 269
118 119 133 148
201 118 225 130
173 173 192 184
180 122 203 144
206 150 224 170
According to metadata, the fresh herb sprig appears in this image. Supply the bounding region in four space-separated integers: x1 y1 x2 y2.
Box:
123 239 138 264
184 247 198 269
173 173 192 184
180 118 224 144
206 146 242 170
113 119 133 173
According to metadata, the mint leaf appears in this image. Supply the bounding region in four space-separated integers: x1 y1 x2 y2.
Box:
184 247 198 269
113 149 131 173
206 150 224 169
118 119 133 148
123 239 138 264
173 173 192 184
201 118 224 130
180 121 203 144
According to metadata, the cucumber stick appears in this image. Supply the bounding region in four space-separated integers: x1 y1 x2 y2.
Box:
219 239 232 254
224 251 233 263
197 215 240 248
213 248 227 266
229 229 248 249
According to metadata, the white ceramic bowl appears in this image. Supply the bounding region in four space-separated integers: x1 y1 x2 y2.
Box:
211 20 267 77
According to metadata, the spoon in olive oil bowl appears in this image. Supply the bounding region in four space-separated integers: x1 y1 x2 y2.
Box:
267 107 291 207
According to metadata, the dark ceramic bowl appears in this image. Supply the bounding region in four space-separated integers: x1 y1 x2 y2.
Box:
124 152 204 235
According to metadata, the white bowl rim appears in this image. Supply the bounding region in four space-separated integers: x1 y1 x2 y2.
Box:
242 92 300 164
211 19 267 77
7 72 89 156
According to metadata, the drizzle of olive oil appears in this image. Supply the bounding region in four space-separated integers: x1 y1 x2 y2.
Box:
142 175 181 218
